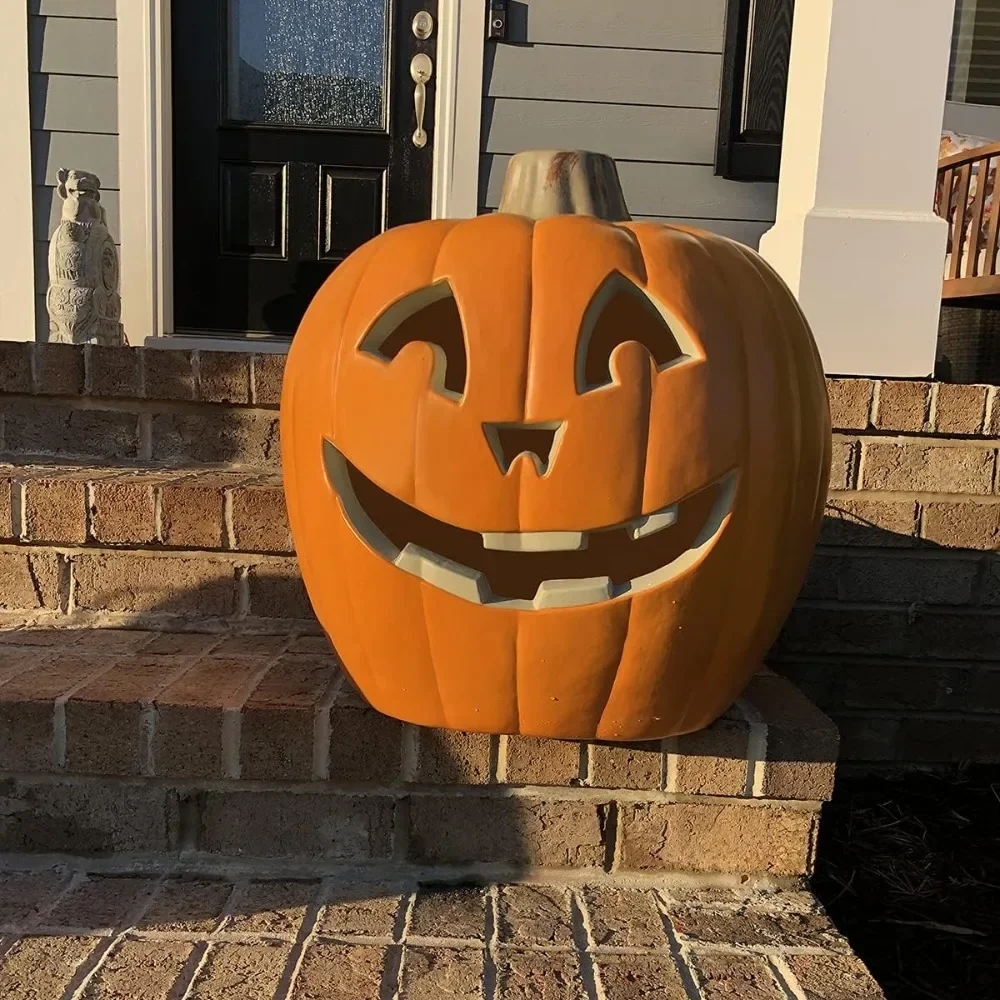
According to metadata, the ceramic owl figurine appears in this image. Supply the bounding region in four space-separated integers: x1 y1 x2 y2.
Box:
46 169 124 346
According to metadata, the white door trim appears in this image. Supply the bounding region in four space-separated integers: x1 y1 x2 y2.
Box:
0 0 39 342
119 0 483 350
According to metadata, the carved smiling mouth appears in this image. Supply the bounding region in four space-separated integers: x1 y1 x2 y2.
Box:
324 440 737 610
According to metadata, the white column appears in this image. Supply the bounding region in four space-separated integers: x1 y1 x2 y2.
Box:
759 0 956 377
0 0 38 342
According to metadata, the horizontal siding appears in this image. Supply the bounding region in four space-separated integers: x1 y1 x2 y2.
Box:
29 14 117 76
31 130 119 187
486 45 722 107
30 73 117 133
32 0 116 17
29 7 118 340
483 100 717 164
480 0 776 248
481 155 777 222
507 0 725 52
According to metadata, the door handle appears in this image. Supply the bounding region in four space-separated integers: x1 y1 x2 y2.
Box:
410 53 433 149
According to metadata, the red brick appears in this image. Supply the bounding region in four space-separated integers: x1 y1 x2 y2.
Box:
775 607 908 657
906 609 1000 659
783 953 885 1000
409 885 486 941
597 954 689 1000
3 400 139 460
584 886 668 949
22 476 87 543
668 907 841 949
860 441 996 494
416 729 491 784
241 654 338 781
186 941 291 998
400 947 484 1000
0 653 110 771
72 552 237 616
692 953 786 1000
496 950 586 1000
139 877 233 933
159 478 227 549
210 633 290 657
0 342 31 393
504 736 581 786
87 345 142 398
0 935 101 997
151 410 280 467
225 880 319 936
934 383 988 435
498 884 573 947
821 497 918 546
830 439 855 490
833 715 899 761
841 664 966 712
251 353 285 406
142 349 195 400
899 716 1000 761
197 351 251 403
826 379 873 430
292 943 387 1000
873 381 930 432
90 475 159 545
197 790 394 859
65 656 189 775
672 715 750 797
246 561 314 618
921 501 1000 549
316 881 407 938
328 701 403 783
33 343 84 396
82 938 194 999
153 656 260 778
408 795 604 868
965 667 1000 712
230 483 292 552
43 876 152 930
590 742 663 790
0 871 70 926
618 802 816 875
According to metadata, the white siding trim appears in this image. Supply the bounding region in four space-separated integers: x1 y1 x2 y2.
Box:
0 1 38 342
117 0 173 345
433 0 485 219
119 0 482 350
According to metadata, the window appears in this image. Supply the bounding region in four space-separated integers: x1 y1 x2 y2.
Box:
715 0 795 182
949 0 1000 106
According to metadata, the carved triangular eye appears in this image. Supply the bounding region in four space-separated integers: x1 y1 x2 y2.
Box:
360 281 468 398
576 272 696 392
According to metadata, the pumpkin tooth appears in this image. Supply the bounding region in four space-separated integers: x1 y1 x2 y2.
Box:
627 505 679 541
394 543 491 604
481 531 587 553
533 576 613 610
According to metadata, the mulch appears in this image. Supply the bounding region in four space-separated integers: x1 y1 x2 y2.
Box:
813 765 1000 1000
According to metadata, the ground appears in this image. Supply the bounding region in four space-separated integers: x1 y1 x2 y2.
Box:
814 765 1000 1000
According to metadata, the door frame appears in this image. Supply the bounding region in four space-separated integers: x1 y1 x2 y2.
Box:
118 0 484 351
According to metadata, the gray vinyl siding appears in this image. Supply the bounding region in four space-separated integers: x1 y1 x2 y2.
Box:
28 1 118 340
479 0 777 248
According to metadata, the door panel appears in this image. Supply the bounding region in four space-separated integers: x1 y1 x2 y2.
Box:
171 0 436 337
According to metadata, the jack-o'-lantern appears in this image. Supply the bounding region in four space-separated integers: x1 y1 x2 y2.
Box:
281 151 831 741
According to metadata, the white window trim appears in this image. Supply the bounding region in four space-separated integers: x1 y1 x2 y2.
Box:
119 0 484 353
0 1 38 343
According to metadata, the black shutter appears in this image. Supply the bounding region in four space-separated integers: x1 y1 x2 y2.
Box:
716 0 795 182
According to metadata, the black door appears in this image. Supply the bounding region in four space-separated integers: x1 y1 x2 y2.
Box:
171 0 437 337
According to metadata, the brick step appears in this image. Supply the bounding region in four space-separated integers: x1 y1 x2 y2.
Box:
0 624 838 878
0 863 886 999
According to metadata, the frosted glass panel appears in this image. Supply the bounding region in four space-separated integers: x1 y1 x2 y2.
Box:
228 0 388 128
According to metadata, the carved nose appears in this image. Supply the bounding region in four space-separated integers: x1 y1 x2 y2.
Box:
484 422 563 475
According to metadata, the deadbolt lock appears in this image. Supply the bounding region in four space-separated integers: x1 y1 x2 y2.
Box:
412 11 434 40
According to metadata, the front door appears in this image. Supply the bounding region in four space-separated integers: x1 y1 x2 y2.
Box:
171 0 437 337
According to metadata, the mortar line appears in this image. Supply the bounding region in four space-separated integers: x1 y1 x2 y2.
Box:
174 942 214 1000
11 478 26 540
568 887 605 1000
925 382 938 432
83 481 96 543
662 737 679 793
312 670 346 781
400 725 420 783
984 385 998 438
53 660 124 771
385 889 417 1000
271 878 331 1000
483 883 500 1000
492 735 508 784
735 697 768 798
768 955 809 1000
652 888 704 1000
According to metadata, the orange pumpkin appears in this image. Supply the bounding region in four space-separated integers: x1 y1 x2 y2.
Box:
281 159 830 742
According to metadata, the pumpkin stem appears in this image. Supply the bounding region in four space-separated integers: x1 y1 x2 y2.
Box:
496 151 632 222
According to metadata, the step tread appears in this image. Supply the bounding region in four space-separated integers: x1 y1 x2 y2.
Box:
0 624 837 800
0 866 884 999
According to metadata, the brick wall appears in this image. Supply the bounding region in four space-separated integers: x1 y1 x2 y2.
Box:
1 343 999 766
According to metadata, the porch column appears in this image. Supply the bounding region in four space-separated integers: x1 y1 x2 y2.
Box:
758 0 956 377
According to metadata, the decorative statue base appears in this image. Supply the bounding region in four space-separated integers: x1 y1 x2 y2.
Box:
281 150 832 742
46 169 124 346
